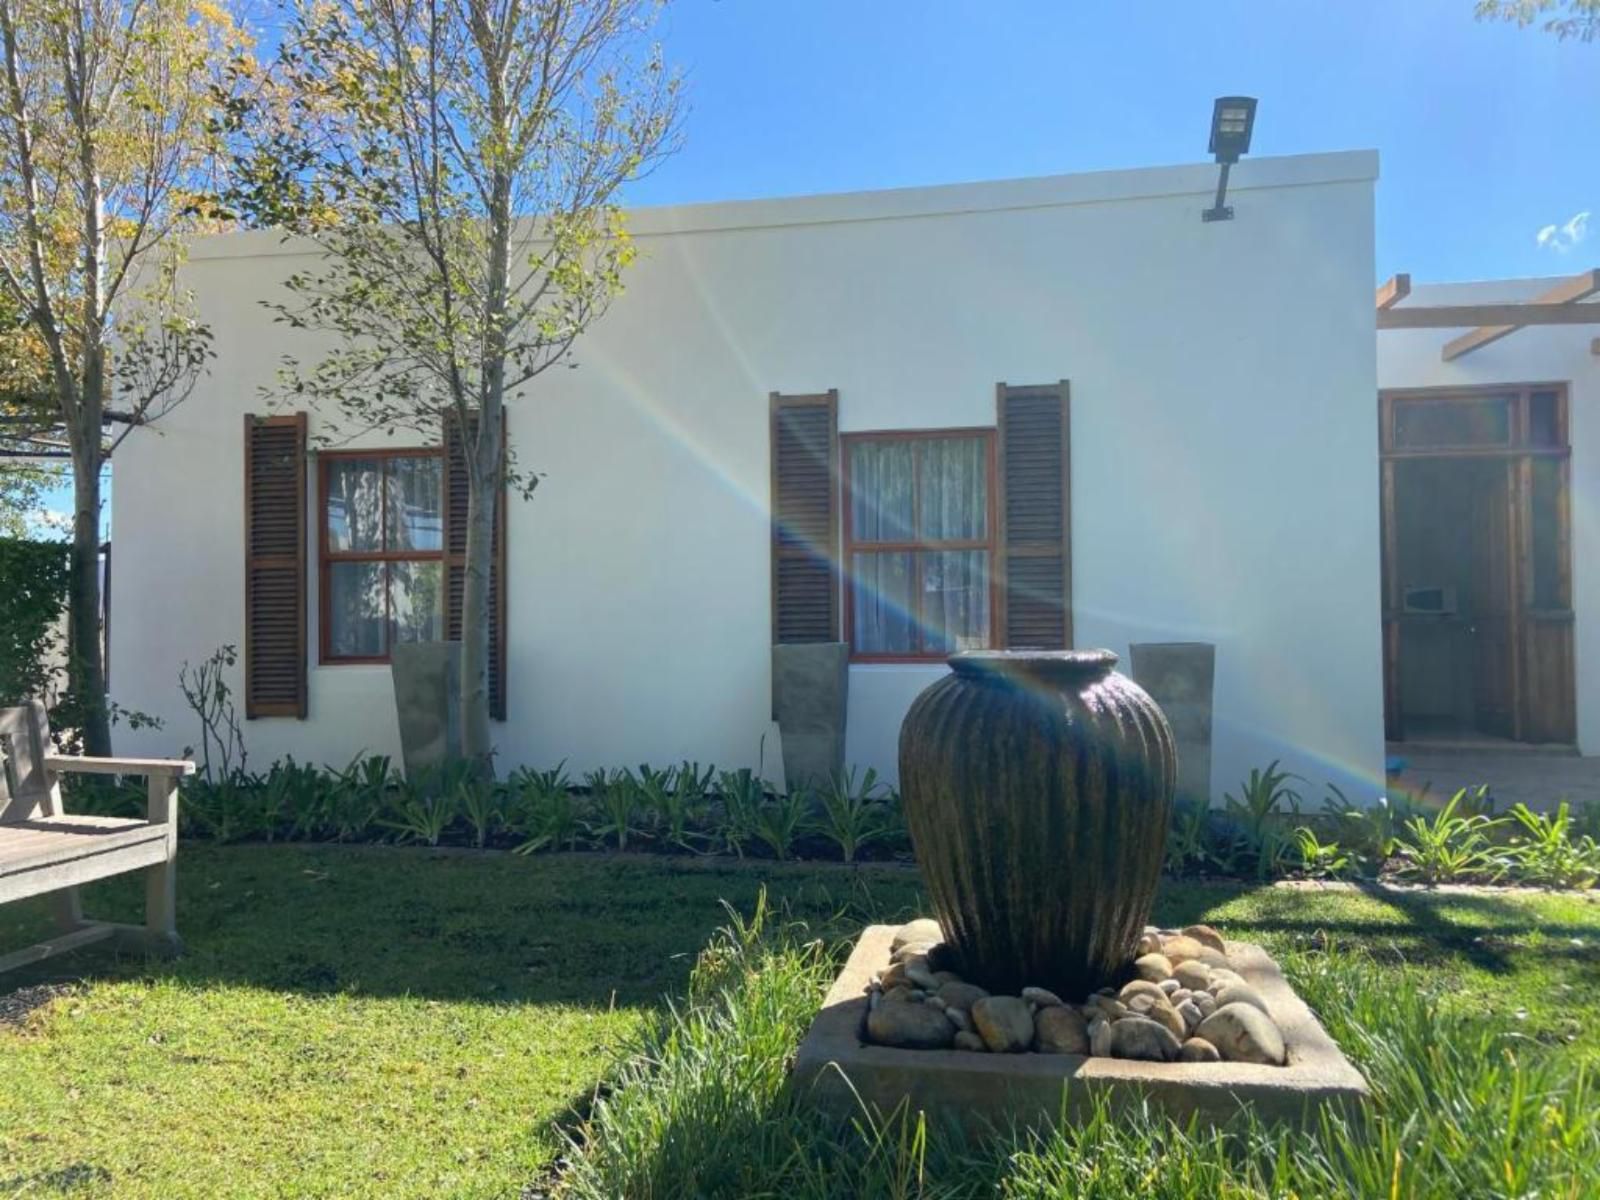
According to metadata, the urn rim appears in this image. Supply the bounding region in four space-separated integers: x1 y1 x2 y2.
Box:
948 649 1119 681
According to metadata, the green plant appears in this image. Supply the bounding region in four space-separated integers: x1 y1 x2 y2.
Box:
383 761 472 846
1324 787 1421 871
1293 826 1353 880
0 538 68 709
1222 760 1304 880
511 763 584 854
753 786 811 861
257 758 325 841
811 767 894 863
460 780 507 849
325 754 393 841
1505 801 1600 889
1164 797 1210 875
714 768 765 859
1394 788 1510 885
588 769 640 852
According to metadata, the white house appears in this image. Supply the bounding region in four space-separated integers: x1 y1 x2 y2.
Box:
109 149 1385 800
1377 275 1600 757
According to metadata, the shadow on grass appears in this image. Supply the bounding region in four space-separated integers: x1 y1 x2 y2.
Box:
0 844 927 1006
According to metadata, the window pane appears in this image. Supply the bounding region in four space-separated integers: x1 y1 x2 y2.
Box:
388 457 443 551
851 551 915 654
326 458 384 551
919 437 987 540
390 560 446 645
849 440 915 543
1530 391 1562 448
1393 397 1511 448
328 561 386 656
921 550 990 653
1531 458 1566 609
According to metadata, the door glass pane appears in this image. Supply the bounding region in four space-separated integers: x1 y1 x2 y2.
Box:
388 457 444 551
919 437 987 540
851 551 915 654
849 441 915 543
390 560 446 644
1393 397 1511 448
328 561 386 656
1531 458 1566 609
921 550 990 653
1529 391 1562 448
326 458 384 551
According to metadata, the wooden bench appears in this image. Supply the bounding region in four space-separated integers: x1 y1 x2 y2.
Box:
0 701 195 975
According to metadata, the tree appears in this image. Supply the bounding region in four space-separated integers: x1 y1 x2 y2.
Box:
233 0 680 769
1476 0 1600 40
0 0 241 752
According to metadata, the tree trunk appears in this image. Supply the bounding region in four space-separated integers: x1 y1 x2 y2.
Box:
68 437 110 755
458 420 499 774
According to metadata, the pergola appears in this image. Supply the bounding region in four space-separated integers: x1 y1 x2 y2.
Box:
1375 268 1600 361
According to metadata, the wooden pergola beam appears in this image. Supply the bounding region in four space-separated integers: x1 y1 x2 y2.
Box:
1377 300 1600 331
1438 269 1600 360
1375 273 1410 310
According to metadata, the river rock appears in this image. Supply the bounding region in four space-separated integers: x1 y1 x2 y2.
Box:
1034 1005 1089 1054
1213 981 1270 1016
953 1030 987 1052
1178 1036 1222 1063
1136 932 1161 956
972 996 1035 1053
1182 924 1227 954
937 981 989 1011
1195 992 1218 1018
1109 1015 1182 1062
903 955 941 990
1022 986 1065 1008
1160 935 1206 965
1142 993 1188 1039
1176 998 1204 1033
946 1005 973 1033
867 999 956 1049
1119 980 1167 1004
1195 1002 1286 1065
892 918 944 951
1133 953 1174 982
1174 961 1212 991
1088 1016 1114 1057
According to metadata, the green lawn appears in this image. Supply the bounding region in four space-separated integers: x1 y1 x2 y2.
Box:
1 846 1597 1197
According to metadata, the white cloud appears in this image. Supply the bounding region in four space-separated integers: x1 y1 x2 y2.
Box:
1536 210 1590 254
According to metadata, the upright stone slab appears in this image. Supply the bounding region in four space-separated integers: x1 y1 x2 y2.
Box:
390 640 462 778
772 642 849 793
1130 642 1215 808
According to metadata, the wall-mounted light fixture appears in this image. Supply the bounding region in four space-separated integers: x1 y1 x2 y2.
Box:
1202 96 1257 223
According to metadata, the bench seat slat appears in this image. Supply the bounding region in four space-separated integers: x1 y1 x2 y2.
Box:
0 818 170 905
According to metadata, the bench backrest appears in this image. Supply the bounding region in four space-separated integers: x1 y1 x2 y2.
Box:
0 701 62 822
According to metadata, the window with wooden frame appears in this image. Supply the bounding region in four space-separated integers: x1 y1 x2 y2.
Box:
843 429 997 660
318 449 446 662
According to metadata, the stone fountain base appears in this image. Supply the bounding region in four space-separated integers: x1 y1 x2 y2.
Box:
792 924 1368 1130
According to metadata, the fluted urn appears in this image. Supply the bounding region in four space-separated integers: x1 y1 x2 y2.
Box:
897 650 1176 998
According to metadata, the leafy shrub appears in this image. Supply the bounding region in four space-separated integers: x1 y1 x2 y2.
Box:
714 768 765 859
1293 826 1353 880
1505 801 1600 889
510 763 585 854
811 767 896 863
587 768 640 852
0 538 68 710
1324 787 1421 872
753 787 811 861
1220 761 1303 880
1393 788 1510 884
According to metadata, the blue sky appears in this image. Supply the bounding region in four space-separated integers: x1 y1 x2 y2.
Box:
628 0 1597 284
31 0 1598 536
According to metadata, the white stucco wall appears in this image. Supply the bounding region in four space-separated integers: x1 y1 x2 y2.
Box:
111 150 1384 800
1378 277 1600 755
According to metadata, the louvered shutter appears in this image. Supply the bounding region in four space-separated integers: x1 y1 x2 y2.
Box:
770 391 840 645
244 413 307 718
444 412 507 720
996 382 1072 649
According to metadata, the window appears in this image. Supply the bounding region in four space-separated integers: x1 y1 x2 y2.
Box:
843 430 996 659
319 450 446 661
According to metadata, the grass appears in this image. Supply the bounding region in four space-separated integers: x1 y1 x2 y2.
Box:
0 846 1597 1197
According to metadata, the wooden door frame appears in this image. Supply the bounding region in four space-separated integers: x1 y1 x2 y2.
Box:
1378 384 1574 744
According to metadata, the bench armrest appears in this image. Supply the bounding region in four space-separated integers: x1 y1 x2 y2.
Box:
44 755 196 778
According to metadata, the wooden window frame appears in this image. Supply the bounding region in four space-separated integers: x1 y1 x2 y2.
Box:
841 427 999 663
317 447 447 665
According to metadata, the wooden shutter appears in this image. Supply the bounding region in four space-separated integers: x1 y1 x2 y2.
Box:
996 382 1072 649
444 412 508 720
244 413 307 718
770 391 840 644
